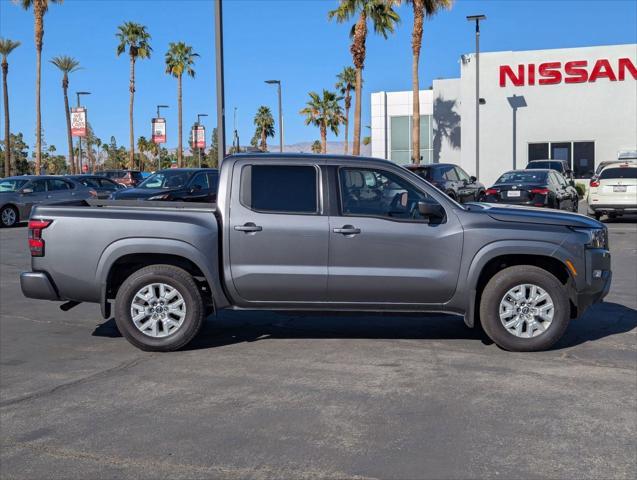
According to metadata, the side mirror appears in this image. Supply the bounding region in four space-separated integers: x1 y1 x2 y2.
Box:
418 201 444 219
21 188 33 194
470 176 477 183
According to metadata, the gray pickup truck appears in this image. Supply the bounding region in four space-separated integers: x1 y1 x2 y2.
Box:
20 154 611 352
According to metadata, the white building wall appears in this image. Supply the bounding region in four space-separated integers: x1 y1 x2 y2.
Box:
371 90 433 160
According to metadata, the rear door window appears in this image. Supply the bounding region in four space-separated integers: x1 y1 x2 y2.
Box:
189 172 210 190
30 180 47 192
47 179 72 191
241 165 318 214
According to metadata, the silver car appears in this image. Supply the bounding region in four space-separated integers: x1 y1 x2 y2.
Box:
0 175 96 227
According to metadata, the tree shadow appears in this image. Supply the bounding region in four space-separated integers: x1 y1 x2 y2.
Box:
92 302 636 352
432 97 461 163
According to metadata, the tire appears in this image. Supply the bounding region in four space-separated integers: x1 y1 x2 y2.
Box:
476 191 486 202
447 192 457 202
1 205 18 228
479 265 570 352
572 198 579 213
114 264 205 352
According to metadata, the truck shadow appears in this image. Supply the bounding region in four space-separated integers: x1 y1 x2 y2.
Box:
93 302 636 351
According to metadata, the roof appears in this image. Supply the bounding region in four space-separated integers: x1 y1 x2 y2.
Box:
227 152 395 166
404 163 451 169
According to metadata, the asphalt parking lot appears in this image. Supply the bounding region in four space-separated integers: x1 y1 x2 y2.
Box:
1 211 636 479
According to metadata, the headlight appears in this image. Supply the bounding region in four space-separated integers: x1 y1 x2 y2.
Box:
148 193 171 200
572 227 608 249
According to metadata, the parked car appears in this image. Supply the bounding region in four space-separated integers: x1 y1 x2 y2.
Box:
526 159 573 180
95 170 144 187
593 159 637 177
588 163 637 220
0 175 96 227
484 169 579 211
67 175 126 199
110 168 219 202
404 163 485 203
21 154 610 353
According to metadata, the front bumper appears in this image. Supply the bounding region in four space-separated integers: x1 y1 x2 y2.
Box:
573 249 612 316
20 271 60 301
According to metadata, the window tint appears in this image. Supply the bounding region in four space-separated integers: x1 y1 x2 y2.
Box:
429 167 444 182
496 171 548 184
339 168 439 221
131 172 144 181
206 173 219 191
599 167 637 179
47 179 71 191
30 180 47 192
243 165 318 213
454 167 470 182
440 165 458 181
98 178 119 189
555 173 568 187
189 172 209 190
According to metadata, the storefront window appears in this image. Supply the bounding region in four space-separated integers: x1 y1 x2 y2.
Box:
390 115 433 165
527 141 595 178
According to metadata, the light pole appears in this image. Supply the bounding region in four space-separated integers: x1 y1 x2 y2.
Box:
156 105 169 170
467 14 486 180
265 79 283 152
76 91 91 173
196 113 208 168
214 0 226 166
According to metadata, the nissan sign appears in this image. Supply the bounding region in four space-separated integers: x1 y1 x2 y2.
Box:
499 57 637 87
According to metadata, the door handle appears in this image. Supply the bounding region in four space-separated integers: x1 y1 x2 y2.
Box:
333 225 361 235
234 222 262 233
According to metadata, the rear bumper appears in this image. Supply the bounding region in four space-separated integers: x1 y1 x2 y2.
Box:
589 204 637 214
20 271 60 301
573 249 612 316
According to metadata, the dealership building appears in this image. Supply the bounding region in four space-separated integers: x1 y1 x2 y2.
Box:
371 43 637 185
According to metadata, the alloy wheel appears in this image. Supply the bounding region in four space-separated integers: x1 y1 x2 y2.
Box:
130 283 187 338
499 284 555 338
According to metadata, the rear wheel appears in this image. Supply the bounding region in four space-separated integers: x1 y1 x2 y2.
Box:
572 198 579 212
1 205 18 228
114 264 205 351
479 266 570 352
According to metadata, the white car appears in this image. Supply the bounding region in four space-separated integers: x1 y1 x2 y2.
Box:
588 163 637 220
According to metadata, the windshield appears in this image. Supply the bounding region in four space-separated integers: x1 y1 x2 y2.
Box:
0 179 29 193
137 171 190 189
527 161 564 172
496 171 548 184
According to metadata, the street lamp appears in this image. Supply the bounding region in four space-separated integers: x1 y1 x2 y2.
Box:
76 91 91 173
196 113 208 168
467 14 486 180
156 104 169 118
265 79 283 153
214 0 226 165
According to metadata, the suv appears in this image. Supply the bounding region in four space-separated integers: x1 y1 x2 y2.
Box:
588 163 637 220
96 170 144 187
527 160 573 180
404 163 485 203
110 168 219 202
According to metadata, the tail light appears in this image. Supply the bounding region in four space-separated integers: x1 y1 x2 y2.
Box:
589 179 600 188
530 188 550 195
28 219 52 257
485 188 499 196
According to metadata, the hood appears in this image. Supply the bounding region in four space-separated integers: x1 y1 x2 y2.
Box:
111 188 181 200
466 203 602 228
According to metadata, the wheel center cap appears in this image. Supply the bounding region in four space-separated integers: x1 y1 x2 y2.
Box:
521 306 530 314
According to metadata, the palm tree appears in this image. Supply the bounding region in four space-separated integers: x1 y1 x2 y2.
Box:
311 140 322 154
329 0 399 156
335 66 357 155
164 42 198 167
300 90 345 154
137 136 149 171
0 38 20 177
402 0 453 164
19 0 62 174
253 106 275 152
116 22 152 169
50 55 80 174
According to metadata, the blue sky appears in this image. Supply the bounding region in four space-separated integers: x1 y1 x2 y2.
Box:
1 0 636 153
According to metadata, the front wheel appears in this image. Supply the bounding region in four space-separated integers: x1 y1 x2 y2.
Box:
479 266 571 352
114 264 205 351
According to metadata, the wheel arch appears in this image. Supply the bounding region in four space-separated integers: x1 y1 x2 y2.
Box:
96 238 230 318
463 241 577 328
